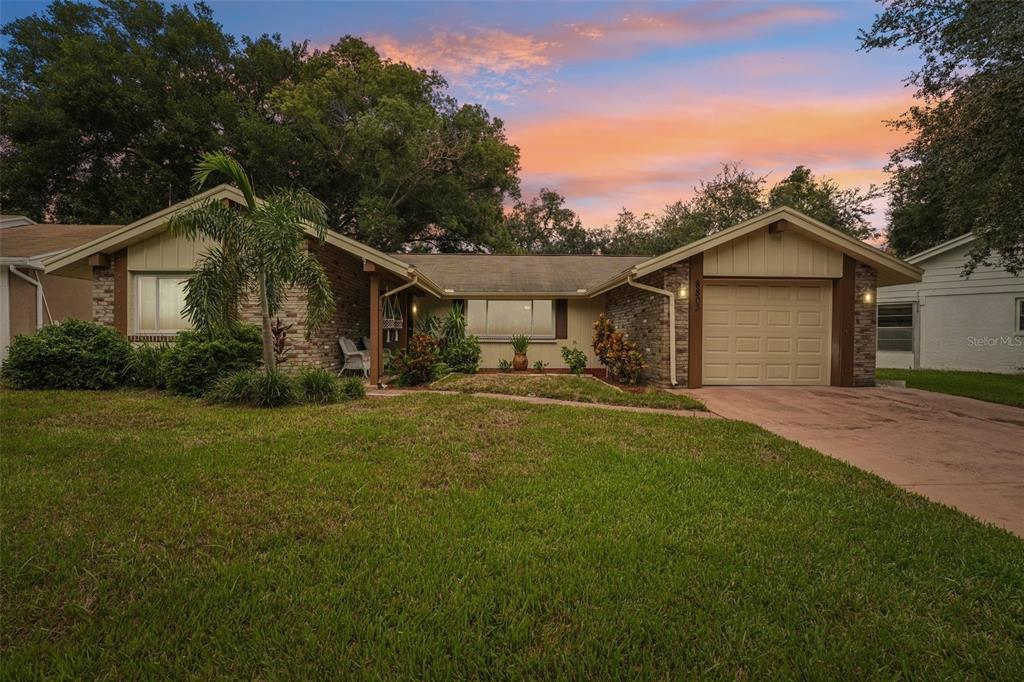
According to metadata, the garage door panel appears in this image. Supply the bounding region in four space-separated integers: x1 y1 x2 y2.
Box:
703 281 831 386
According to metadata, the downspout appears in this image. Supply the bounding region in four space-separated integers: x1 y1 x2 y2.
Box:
9 266 49 329
380 274 419 301
626 274 678 387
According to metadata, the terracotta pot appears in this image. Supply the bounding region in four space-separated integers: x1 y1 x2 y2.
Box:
512 353 528 371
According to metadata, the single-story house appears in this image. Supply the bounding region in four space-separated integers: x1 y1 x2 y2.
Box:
38 183 922 387
0 215 121 362
877 233 1024 374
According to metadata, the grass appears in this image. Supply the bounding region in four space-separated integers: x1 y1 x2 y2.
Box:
432 372 707 411
2 390 1023 678
877 368 1024 408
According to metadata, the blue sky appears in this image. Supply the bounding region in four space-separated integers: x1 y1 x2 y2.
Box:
2 1 922 231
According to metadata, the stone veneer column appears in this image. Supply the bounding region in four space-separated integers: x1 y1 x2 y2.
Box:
92 265 115 328
853 262 878 386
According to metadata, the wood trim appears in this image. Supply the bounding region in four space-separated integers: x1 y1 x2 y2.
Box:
113 248 128 336
398 291 409 349
831 255 856 386
687 254 703 388
554 299 568 339
369 272 381 385
88 253 110 268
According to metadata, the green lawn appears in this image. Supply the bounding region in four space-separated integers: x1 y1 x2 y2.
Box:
877 368 1024 408
2 391 1022 678
432 372 707 411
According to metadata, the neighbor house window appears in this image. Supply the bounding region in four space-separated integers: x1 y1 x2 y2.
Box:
877 303 914 352
136 274 190 333
466 300 554 338
1016 298 1024 335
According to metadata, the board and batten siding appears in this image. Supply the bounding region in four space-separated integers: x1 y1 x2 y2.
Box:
124 230 214 334
703 227 843 279
877 241 1024 373
413 295 606 369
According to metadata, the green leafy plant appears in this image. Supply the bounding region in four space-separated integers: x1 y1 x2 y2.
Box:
161 323 262 396
593 314 646 383
510 334 531 354
298 367 340 404
247 369 297 407
414 314 445 340
391 333 440 386
560 345 587 376
592 314 617 368
533 360 548 373
0 319 132 390
207 368 261 404
128 342 170 389
339 376 366 400
497 359 513 372
167 152 334 371
443 335 481 374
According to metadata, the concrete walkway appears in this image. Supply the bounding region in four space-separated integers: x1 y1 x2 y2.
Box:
679 386 1024 537
368 388 715 418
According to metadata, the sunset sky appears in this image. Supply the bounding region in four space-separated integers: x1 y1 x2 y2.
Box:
3 1 921 232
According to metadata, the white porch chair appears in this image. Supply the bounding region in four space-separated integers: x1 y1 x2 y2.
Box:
339 337 370 378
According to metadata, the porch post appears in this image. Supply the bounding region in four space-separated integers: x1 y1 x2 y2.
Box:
398 291 409 349
367 266 382 386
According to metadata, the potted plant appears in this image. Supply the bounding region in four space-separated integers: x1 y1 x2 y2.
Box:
510 334 531 371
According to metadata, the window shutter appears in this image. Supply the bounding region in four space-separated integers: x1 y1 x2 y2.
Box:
555 299 568 339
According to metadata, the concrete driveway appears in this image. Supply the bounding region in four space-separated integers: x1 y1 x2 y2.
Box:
680 386 1024 537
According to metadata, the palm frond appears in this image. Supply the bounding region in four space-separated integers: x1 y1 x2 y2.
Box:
167 199 243 243
192 151 257 210
267 187 330 242
293 254 336 334
181 246 247 332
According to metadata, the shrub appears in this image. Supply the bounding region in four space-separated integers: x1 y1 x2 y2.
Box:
442 335 481 374
208 368 261 404
391 333 440 386
298 367 340 404
339 376 366 400
592 315 646 383
592 314 617 367
161 323 261 396
533 360 548 372
1 319 132 390
560 345 587 375
498 359 513 372
128 343 170 389
510 334 531 354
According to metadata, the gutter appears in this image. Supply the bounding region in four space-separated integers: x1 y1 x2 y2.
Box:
9 265 51 329
626 273 678 387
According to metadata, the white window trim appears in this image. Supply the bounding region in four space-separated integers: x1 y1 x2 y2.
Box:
135 273 191 335
468 299 556 341
1015 297 1024 336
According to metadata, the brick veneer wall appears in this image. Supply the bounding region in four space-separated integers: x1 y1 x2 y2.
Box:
240 239 370 371
853 262 878 386
605 260 689 387
92 265 114 327
91 239 370 371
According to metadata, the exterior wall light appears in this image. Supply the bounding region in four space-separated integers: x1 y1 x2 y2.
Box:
863 289 874 304
677 284 689 300
412 302 418 315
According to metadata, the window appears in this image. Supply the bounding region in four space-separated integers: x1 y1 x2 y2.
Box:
1016 298 1024 335
136 274 190 333
466 300 554 338
877 303 914 352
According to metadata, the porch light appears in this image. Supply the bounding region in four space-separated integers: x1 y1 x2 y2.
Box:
677 284 688 300
863 289 874 304
412 302 418 315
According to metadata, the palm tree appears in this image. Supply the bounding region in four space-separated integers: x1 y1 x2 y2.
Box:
168 152 334 370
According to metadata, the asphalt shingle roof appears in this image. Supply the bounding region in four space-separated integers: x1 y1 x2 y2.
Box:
0 223 122 259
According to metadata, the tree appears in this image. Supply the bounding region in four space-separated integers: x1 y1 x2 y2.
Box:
265 37 521 252
501 188 602 254
860 0 1024 273
167 153 334 370
767 166 882 241
1 0 244 222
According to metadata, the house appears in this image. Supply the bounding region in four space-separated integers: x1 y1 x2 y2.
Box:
0 215 121 361
877 233 1024 374
39 184 922 387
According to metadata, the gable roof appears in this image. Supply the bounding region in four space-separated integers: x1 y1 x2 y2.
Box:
398 253 649 297
905 232 975 264
40 183 444 294
0 222 122 260
589 206 923 293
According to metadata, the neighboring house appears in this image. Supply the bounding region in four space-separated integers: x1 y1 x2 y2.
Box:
0 216 121 361
877 233 1024 374
41 184 922 387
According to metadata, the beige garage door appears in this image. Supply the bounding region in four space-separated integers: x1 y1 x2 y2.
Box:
702 280 831 385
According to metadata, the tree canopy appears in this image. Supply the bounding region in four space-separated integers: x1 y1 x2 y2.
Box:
860 0 1024 274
